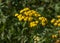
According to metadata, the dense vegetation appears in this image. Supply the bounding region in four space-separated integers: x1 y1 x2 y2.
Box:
0 0 60 43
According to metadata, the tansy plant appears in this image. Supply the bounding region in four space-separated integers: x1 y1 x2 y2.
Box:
51 15 60 27
15 8 60 29
15 8 48 28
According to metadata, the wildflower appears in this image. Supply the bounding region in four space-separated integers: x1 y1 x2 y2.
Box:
54 22 58 26
35 21 39 24
52 34 57 38
51 19 56 23
41 22 46 26
20 8 30 13
28 13 33 16
57 15 60 18
23 8 30 11
31 10 36 14
57 19 60 22
20 10 24 13
24 11 29 16
58 23 60 26
21 16 25 19
27 10 32 14
39 17 43 20
28 17 33 21
17 14 22 18
34 14 39 17
55 20 59 23
19 18 23 21
15 13 19 17
38 14 41 17
41 20 45 22
24 17 28 21
29 22 37 27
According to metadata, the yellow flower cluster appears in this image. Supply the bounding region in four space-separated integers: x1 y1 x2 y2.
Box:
15 8 48 27
15 8 41 21
29 21 39 27
51 34 57 39
39 17 47 26
51 18 60 26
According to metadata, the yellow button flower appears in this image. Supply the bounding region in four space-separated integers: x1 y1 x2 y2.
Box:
51 19 56 23
34 14 39 17
28 13 33 16
41 23 46 26
29 22 37 27
58 19 60 22
23 8 30 11
35 21 39 24
15 13 19 17
17 14 22 18
38 14 41 17
28 17 33 21
21 16 25 19
20 8 30 13
39 17 43 20
41 20 45 22
52 34 57 38
57 15 60 18
54 22 58 26
20 10 24 13
24 17 28 21
27 10 32 14
58 23 60 26
18 18 23 21
31 10 36 14
24 12 29 16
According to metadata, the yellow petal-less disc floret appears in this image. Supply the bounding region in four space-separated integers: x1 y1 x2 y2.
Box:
56 15 60 18
41 22 46 26
28 17 33 21
54 22 58 26
18 18 23 21
15 13 19 17
17 14 22 18
39 17 43 20
29 22 37 27
28 13 33 16
21 16 25 19
57 19 60 22
51 19 56 23
35 21 39 24
20 8 30 13
34 14 39 17
31 10 36 14
24 17 28 21
20 10 24 13
52 34 57 38
58 23 60 26
23 8 30 11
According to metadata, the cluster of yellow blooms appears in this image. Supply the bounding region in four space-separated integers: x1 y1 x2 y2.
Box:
51 15 60 27
52 34 57 39
39 17 47 26
15 8 48 27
